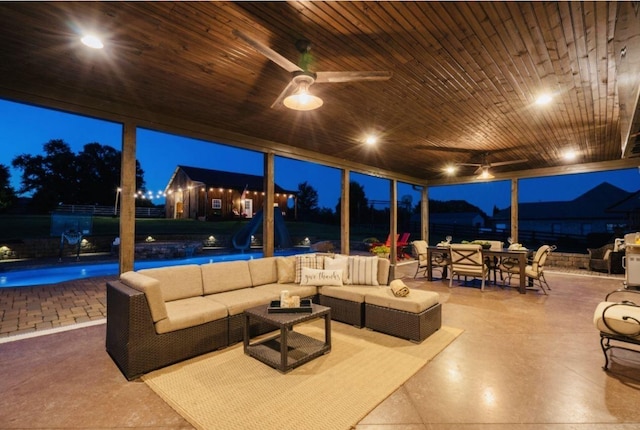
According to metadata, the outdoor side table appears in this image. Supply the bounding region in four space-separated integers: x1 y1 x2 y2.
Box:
243 303 331 373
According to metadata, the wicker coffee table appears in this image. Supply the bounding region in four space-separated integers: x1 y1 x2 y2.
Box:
243 303 331 373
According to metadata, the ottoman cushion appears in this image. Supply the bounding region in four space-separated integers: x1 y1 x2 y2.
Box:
365 288 439 314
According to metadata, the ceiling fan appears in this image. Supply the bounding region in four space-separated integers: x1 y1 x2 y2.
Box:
232 29 392 111
458 152 528 179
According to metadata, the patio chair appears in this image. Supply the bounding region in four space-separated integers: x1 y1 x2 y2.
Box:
501 244 554 294
449 244 489 291
397 232 411 259
594 288 640 370
412 240 448 279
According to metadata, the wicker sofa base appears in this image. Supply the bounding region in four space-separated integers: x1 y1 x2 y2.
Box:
365 302 442 343
106 281 228 380
319 294 365 327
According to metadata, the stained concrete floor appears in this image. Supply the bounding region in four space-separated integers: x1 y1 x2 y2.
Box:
1 263 639 429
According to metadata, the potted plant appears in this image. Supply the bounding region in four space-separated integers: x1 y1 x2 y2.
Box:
370 244 391 258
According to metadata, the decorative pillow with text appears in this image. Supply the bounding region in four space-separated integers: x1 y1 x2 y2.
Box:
299 267 343 286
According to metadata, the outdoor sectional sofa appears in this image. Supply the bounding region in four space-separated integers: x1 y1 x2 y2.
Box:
106 253 441 380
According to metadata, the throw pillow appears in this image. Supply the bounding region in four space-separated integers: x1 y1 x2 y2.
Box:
299 267 343 286
295 254 322 283
348 256 379 286
324 256 349 284
276 256 296 284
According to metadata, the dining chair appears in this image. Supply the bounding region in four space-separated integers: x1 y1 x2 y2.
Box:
448 243 489 291
412 240 448 279
501 244 554 294
412 240 429 278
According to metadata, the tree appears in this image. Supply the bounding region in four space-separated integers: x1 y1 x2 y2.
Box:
76 142 145 205
296 181 319 220
12 139 78 212
12 139 146 213
335 181 369 224
0 164 16 212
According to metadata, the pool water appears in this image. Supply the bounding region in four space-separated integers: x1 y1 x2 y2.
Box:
0 250 303 288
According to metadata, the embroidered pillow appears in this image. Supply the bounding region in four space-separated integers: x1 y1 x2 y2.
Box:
348 256 379 286
295 254 322 283
324 256 349 284
299 267 343 286
276 256 296 284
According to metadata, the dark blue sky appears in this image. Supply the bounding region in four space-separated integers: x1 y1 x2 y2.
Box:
1 99 638 214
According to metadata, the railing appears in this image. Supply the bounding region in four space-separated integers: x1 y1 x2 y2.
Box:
56 204 165 218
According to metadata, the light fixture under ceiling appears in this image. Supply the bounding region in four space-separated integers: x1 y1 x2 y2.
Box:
477 166 495 180
81 34 103 49
282 74 323 111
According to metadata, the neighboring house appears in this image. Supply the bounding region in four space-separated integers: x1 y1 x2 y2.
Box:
492 182 632 235
164 166 296 220
607 189 640 230
410 211 485 231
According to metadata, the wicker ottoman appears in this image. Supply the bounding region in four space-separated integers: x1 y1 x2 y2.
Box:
364 288 441 342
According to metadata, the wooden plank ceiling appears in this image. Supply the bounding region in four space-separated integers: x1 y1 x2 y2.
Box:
0 1 637 185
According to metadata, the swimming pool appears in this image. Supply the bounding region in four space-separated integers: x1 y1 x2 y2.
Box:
0 250 303 288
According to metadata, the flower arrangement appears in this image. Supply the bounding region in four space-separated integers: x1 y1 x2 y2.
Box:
370 245 391 255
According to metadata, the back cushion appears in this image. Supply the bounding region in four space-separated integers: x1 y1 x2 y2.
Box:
376 257 390 286
348 256 379 286
277 256 296 284
139 264 203 302
248 257 278 286
201 260 252 294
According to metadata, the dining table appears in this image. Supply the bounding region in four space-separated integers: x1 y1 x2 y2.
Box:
425 245 532 294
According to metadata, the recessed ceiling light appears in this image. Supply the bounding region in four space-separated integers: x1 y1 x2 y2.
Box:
81 34 104 49
535 94 553 105
364 135 377 145
563 149 577 161
443 165 457 175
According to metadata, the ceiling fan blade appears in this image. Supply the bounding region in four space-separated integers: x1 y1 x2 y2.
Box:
315 71 392 83
458 162 483 167
232 29 302 73
489 159 529 167
474 166 484 175
270 79 297 109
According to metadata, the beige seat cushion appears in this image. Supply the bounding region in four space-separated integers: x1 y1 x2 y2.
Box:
365 288 440 314
120 271 168 323
594 301 640 339
205 288 274 316
139 264 204 301
155 297 228 334
201 260 252 294
319 285 383 303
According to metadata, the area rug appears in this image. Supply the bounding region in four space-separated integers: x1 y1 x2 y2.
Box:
143 321 462 430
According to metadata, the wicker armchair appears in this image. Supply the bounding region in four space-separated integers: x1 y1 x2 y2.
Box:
587 243 615 274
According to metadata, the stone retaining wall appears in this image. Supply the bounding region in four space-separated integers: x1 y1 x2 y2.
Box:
547 252 589 270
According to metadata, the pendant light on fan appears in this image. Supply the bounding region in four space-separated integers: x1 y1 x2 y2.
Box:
282 73 323 111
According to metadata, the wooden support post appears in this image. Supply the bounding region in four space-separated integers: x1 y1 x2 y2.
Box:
263 152 275 257
511 178 519 243
119 122 136 274
422 186 428 243
341 169 350 255
390 179 397 279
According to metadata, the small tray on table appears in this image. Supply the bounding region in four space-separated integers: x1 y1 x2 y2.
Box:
268 299 313 313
